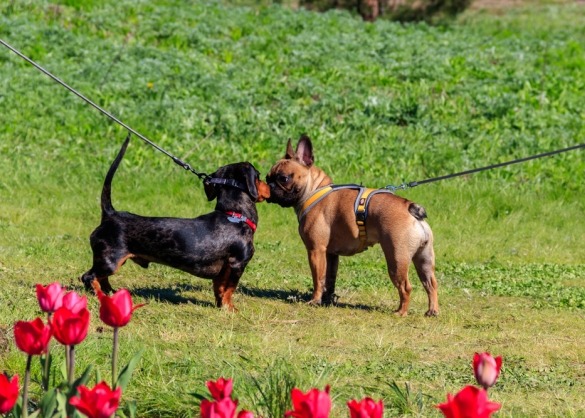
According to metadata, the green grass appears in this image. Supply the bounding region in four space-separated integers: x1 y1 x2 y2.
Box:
1 0 585 417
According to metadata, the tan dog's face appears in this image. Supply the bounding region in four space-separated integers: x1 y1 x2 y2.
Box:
266 136 314 207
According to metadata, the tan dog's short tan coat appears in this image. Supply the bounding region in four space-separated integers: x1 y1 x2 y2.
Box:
266 135 439 316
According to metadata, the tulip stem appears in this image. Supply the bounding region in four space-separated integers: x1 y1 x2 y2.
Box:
22 355 32 418
43 313 52 391
68 345 75 386
112 327 119 388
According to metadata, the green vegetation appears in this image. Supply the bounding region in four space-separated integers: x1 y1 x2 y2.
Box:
1 0 584 416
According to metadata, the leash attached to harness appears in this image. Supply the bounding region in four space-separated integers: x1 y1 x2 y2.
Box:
297 185 395 252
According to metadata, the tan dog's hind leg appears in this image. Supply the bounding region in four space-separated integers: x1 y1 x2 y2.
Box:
413 244 439 316
382 245 413 316
308 249 327 304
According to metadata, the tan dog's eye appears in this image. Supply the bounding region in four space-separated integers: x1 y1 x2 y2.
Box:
277 175 291 184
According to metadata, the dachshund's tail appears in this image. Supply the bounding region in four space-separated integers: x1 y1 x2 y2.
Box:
101 134 131 218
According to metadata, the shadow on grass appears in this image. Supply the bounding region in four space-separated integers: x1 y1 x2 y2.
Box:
238 285 379 312
129 283 379 311
132 283 214 307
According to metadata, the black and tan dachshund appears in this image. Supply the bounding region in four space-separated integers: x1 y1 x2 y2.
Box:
80 137 270 310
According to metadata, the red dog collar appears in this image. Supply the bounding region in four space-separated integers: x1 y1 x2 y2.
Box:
225 211 257 232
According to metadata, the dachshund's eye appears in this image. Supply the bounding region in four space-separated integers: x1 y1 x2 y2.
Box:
277 175 291 184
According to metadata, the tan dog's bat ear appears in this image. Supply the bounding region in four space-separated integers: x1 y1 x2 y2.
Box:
285 138 295 159
296 134 314 167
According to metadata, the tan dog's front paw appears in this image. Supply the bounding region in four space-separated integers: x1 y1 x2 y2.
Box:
394 309 408 317
307 298 322 306
425 309 439 317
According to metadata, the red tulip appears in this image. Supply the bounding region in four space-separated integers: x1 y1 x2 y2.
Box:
97 289 143 328
437 385 501 418
14 317 52 355
347 397 384 418
62 291 88 313
207 377 234 401
69 381 121 418
473 353 502 390
285 386 331 418
237 411 254 418
51 307 90 346
200 397 238 418
36 282 65 313
0 374 19 414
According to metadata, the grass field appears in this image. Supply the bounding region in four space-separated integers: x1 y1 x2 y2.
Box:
1 0 584 417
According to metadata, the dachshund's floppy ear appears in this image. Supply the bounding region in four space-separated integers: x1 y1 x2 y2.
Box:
244 165 259 201
204 174 218 201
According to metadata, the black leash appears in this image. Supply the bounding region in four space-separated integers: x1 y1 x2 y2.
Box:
385 142 585 191
0 38 209 181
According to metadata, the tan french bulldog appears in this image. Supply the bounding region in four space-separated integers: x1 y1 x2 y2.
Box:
266 135 439 316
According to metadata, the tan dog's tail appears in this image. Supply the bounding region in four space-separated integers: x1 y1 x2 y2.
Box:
101 134 130 219
409 203 427 220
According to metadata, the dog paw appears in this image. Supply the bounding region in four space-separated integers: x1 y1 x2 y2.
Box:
222 304 238 313
307 299 322 306
394 309 408 317
425 309 439 317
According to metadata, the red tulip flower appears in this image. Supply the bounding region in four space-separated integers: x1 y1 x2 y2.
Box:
69 381 121 418
14 317 52 355
473 353 502 390
36 282 65 313
200 397 238 418
207 377 234 401
437 385 501 418
347 397 384 418
237 411 254 418
51 306 90 346
286 386 331 418
97 289 143 328
62 291 88 314
0 374 19 414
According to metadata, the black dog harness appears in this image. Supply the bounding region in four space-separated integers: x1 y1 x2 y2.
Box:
225 211 257 232
296 184 395 252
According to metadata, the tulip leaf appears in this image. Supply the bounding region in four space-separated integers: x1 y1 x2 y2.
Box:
39 388 58 418
126 400 138 418
69 364 94 395
116 349 144 392
95 368 102 386
64 365 93 418
59 361 67 382
55 390 69 418
189 391 209 402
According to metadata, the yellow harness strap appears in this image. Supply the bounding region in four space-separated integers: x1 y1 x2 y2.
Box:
297 186 334 221
297 185 394 253
355 188 377 252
